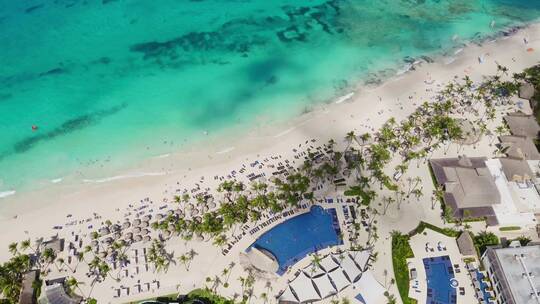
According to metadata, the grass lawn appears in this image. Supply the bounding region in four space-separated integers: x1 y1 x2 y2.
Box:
499 226 521 231
391 232 417 304
413 221 459 238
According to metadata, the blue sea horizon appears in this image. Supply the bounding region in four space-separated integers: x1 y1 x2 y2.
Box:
1 0 540 193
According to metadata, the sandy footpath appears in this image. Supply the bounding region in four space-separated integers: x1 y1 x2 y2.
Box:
0 22 539 303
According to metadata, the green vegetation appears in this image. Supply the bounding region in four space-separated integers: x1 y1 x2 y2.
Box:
499 226 521 231
413 221 459 238
125 289 234 304
0 253 31 303
188 289 234 304
514 236 532 246
473 231 500 255
123 292 179 304
391 231 417 304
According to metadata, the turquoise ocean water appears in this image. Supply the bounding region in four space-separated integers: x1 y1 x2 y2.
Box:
1 0 540 194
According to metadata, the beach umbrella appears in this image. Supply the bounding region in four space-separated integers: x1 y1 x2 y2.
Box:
143 236 152 242
133 219 141 226
133 227 141 233
112 224 121 231
141 221 149 228
167 210 174 216
208 202 217 209
162 230 171 238
174 209 183 216
156 214 164 220
102 237 113 244
99 251 107 258
122 222 131 229
202 206 209 213
142 229 150 235
190 209 199 217
187 204 194 211
142 215 152 221
134 235 143 242
90 240 99 247
124 232 133 240
113 232 122 240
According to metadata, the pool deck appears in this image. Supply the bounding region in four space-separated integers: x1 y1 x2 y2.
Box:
407 229 477 304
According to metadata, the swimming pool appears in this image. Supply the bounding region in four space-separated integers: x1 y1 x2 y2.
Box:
423 256 457 304
247 205 342 275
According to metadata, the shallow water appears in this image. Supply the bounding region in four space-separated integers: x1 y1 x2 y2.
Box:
1 0 540 192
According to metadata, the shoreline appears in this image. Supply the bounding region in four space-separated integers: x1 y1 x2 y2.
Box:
0 21 539 227
1 21 537 198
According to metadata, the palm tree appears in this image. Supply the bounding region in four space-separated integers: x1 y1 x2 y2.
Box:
19 239 33 254
432 186 444 210
178 254 189 271
8 242 18 256
66 277 85 298
41 247 56 273
259 292 268 304
311 253 322 267
345 131 357 151
381 196 395 215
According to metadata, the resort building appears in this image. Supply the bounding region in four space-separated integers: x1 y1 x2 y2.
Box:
430 156 501 224
500 112 540 161
430 154 540 227
485 158 539 228
482 244 540 304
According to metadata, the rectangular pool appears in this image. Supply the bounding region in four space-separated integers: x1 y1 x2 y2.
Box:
423 256 457 304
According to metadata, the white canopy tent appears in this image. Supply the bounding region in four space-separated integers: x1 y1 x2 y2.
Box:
289 272 320 303
304 264 325 278
313 274 337 299
353 271 386 304
279 286 299 303
329 268 351 291
319 255 339 272
351 251 371 271
340 254 363 283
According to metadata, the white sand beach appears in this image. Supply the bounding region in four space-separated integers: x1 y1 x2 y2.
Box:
1 23 540 303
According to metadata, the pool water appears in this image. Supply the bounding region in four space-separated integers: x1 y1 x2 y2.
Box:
423 256 457 304
247 205 342 275
476 271 493 303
